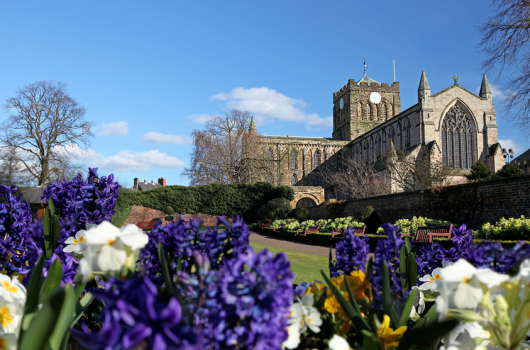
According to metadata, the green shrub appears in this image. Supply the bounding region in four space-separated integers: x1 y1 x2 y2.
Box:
110 204 133 228
361 206 375 222
278 216 364 233
114 182 294 222
478 216 530 240
296 208 309 222
377 216 451 234
496 163 522 178
465 160 493 181
165 206 175 215
258 198 292 221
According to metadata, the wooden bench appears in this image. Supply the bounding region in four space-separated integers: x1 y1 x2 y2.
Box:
331 226 366 243
136 221 157 230
258 220 272 230
401 224 453 244
295 226 319 238
272 221 296 234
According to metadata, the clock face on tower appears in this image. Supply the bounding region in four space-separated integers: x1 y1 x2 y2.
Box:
339 98 344 110
370 92 381 104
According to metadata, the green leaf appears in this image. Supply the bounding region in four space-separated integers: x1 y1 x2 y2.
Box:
18 284 76 350
397 289 416 328
382 261 399 329
72 292 94 326
73 275 87 301
43 207 52 258
158 240 174 296
361 330 379 350
399 243 409 292
23 255 45 315
320 270 370 332
48 197 56 216
407 252 417 290
39 259 63 305
52 214 61 252
328 245 333 270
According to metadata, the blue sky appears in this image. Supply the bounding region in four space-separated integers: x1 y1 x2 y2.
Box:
1 1 527 187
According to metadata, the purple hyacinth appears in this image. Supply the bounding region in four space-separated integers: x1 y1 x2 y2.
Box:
42 167 121 234
72 275 200 350
370 223 403 305
330 226 370 277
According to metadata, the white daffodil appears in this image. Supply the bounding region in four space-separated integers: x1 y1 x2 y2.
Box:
419 267 443 291
282 321 301 349
328 334 353 350
0 295 23 335
411 286 425 314
64 230 88 254
0 274 26 302
0 333 17 350
79 221 148 280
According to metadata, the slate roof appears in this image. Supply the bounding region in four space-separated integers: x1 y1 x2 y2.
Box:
138 182 162 191
513 148 530 164
16 187 46 204
357 74 380 86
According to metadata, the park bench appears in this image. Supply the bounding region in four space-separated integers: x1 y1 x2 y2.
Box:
295 226 319 238
331 226 366 243
258 220 272 230
272 221 296 234
136 221 157 230
401 224 453 244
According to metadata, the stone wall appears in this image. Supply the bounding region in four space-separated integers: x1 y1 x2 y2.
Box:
124 205 231 226
298 174 530 230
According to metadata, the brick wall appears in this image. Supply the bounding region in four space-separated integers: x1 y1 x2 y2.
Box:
124 205 232 227
299 174 530 229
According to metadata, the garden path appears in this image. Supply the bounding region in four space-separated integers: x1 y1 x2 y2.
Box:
249 230 336 258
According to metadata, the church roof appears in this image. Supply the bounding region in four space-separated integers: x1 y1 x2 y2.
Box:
430 84 481 99
513 148 530 164
357 73 380 86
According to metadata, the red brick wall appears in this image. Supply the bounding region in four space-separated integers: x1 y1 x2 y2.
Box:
124 205 232 227
299 174 530 229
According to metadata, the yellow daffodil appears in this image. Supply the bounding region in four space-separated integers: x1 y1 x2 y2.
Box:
323 271 372 317
377 315 407 350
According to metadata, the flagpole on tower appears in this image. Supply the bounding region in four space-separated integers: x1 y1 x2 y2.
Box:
363 56 367 77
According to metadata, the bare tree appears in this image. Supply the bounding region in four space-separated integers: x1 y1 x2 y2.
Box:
321 154 390 199
479 0 530 131
1 81 93 186
385 148 455 192
184 110 262 185
0 146 32 186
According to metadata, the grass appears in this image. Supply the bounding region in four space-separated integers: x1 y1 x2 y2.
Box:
250 242 329 284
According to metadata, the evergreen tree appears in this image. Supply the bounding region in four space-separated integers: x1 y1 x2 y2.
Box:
497 163 522 177
465 160 492 181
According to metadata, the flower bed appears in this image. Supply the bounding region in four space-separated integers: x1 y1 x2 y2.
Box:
3 169 530 349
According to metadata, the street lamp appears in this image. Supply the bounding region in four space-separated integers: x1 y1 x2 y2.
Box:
502 148 514 163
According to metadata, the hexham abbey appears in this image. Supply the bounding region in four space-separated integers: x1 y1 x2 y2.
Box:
251 70 505 207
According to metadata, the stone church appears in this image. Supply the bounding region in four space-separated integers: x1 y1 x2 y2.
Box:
252 70 505 206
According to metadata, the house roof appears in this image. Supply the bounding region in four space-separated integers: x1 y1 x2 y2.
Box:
17 187 46 204
138 182 162 191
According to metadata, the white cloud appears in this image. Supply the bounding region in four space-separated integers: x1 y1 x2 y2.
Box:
138 132 192 144
211 87 332 129
499 139 525 155
56 144 185 173
94 121 129 136
188 114 214 124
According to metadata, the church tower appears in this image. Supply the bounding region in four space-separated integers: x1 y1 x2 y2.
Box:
332 71 401 141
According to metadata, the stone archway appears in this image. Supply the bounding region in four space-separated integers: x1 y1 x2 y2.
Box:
290 186 325 209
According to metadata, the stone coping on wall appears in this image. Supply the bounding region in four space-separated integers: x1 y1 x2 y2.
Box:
124 205 233 227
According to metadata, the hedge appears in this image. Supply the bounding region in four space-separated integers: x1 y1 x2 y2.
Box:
113 182 294 224
252 224 530 251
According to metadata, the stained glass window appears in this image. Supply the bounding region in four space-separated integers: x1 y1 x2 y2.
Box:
313 150 321 169
290 150 297 170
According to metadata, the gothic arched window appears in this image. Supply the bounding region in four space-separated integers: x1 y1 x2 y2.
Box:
380 102 386 121
290 150 297 170
403 118 411 148
396 122 402 150
313 150 321 169
363 103 370 121
387 103 393 118
382 130 387 154
375 133 382 159
314 175 320 187
369 137 374 162
442 104 474 169
357 102 362 119
266 149 273 167
291 174 297 186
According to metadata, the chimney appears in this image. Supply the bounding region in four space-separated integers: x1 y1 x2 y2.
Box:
158 177 166 187
151 180 154 184
133 178 139 190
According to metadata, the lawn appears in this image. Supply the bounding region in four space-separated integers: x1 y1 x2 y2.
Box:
250 242 329 284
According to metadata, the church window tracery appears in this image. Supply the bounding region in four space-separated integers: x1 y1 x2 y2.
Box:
291 174 297 186
380 102 386 121
382 130 387 154
266 149 273 167
290 150 297 170
375 133 381 159
357 102 362 120
363 102 370 121
441 104 474 169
